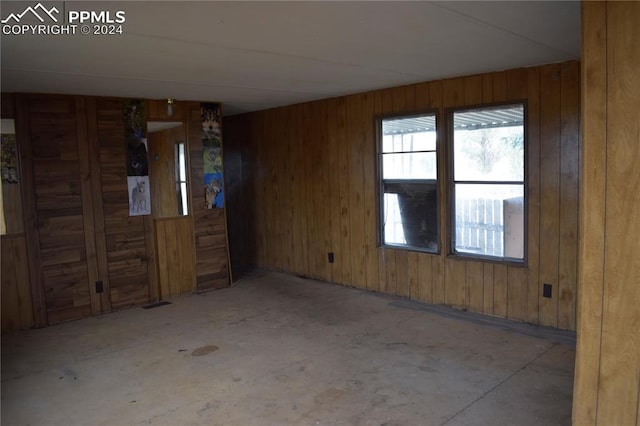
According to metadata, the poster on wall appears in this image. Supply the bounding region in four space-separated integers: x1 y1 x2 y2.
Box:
201 103 223 209
123 100 150 216
128 176 151 216
1 119 18 184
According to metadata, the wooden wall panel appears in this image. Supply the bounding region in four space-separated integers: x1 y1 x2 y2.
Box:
148 127 180 218
25 95 92 325
1 94 34 332
225 60 580 330
574 2 640 425
187 103 229 291
4 95 227 329
558 61 580 331
95 98 150 310
538 64 562 328
1 235 34 331
154 216 196 298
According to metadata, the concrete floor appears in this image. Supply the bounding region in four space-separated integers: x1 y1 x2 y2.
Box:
1 271 575 426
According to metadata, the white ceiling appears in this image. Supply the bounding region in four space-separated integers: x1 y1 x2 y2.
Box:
0 1 580 116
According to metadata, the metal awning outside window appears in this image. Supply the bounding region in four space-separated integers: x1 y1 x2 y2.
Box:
383 104 523 135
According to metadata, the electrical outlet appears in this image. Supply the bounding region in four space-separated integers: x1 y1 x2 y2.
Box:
328 252 334 263
543 283 552 298
96 281 104 294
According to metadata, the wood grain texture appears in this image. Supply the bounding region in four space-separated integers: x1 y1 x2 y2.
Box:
1 235 34 331
538 64 562 328
224 61 580 330
526 66 541 325
154 216 196 298
574 2 640 425
26 95 92 325
84 97 112 313
148 127 181 218
16 94 47 327
595 2 640 424
558 60 580 331
0 96 24 235
95 98 150 310
187 102 230 291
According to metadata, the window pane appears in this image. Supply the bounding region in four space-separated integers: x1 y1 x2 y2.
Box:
383 182 438 251
382 115 436 153
454 184 524 260
453 106 524 182
178 143 187 181
382 152 437 180
176 182 189 216
382 131 436 153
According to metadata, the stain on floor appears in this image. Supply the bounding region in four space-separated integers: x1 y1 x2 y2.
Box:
191 345 219 356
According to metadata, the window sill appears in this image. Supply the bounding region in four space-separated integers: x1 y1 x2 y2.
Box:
447 252 527 267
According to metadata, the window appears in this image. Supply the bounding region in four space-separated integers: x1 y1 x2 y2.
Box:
450 103 525 261
175 142 189 215
379 113 438 252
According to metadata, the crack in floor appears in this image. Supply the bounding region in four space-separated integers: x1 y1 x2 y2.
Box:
440 342 558 425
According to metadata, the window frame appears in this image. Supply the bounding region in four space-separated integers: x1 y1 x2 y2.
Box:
446 101 528 265
376 109 441 254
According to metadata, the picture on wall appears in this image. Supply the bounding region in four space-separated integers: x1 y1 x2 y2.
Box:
128 176 151 216
124 100 150 216
1 134 18 184
1 119 18 184
201 103 223 209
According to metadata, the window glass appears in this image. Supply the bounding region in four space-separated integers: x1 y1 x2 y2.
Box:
451 104 525 261
379 113 438 252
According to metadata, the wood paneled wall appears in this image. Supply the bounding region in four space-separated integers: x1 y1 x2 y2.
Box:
94 97 152 310
25 95 95 324
1 94 229 330
155 216 196 298
148 126 181 218
225 60 580 330
187 105 230 291
1 94 35 332
573 2 640 425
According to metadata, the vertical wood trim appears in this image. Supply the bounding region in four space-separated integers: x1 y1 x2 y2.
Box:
493 71 508 102
15 94 47 327
75 97 101 315
466 261 484 313
482 263 494 315
573 2 607 424
417 253 433 303
13 237 34 328
337 98 352 284
430 80 446 306
143 216 157 302
384 249 397 294
154 220 169 299
445 259 465 308
326 99 342 284
558 61 580 330
302 102 318 278
347 95 366 288
493 263 508 317
538 64 562 328
395 248 409 298
526 66 541 325
507 266 527 321
362 91 379 292
84 97 112 312
408 251 419 299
